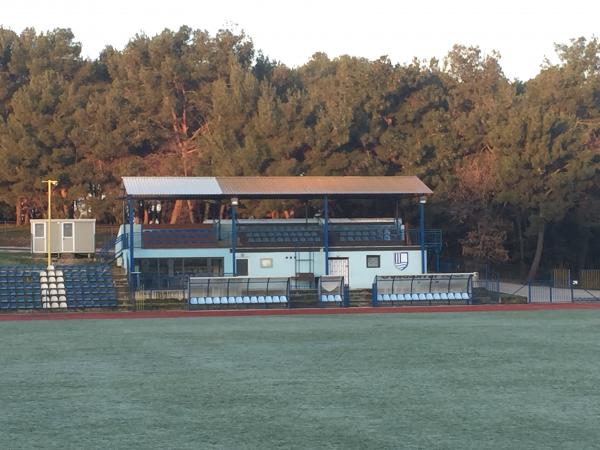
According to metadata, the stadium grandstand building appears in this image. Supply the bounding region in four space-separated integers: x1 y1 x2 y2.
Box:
116 176 442 291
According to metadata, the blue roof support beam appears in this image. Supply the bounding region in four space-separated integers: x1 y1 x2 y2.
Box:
324 195 329 275
231 198 238 276
419 196 427 274
127 196 135 285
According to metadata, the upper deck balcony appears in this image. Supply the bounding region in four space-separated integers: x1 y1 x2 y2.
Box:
121 220 441 252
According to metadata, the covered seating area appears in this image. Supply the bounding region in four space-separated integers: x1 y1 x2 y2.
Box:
372 273 475 305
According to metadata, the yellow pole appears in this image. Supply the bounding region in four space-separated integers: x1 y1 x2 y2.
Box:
43 180 58 269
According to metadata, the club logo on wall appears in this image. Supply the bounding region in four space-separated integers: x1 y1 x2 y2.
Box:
394 252 409 270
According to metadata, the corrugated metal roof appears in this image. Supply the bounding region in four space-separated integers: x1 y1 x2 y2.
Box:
216 176 432 196
122 177 222 197
122 176 432 198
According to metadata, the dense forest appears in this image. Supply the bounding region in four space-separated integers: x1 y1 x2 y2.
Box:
0 26 599 276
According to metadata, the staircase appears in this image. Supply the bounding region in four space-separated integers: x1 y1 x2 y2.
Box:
111 266 132 310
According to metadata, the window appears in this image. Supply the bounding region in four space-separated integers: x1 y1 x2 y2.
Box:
63 223 73 237
260 258 273 268
237 259 249 276
366 255 380 268
34 223 45 238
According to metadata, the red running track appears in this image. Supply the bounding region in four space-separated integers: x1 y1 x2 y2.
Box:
1 303 600 321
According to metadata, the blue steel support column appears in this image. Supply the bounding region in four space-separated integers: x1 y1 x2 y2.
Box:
127 196 135 292
324 195 329 275
231 202 237 276
419 197 426 274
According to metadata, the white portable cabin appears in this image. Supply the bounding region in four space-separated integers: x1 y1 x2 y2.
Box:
31 219 96 254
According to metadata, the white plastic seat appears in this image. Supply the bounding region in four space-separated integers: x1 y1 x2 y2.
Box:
334 294 342 302
55 270 63 277
56 277 64 283
418 293 427 301
49 283 57 289
48 277 56 283
389 294 397 301
50 295 58 303
205 297 213 305
382 294 391 301
271 296 280 303
51 302 59 309
221 296 229 304
321 295 328 302
433 293 441 300
212 297 220 305
58 289 66 295
265 296 273 303
280 295 288 303
257 296 265 303
448 293 456 300
243 296 251 304
426 293 434 300
40 283 48 290
235 296 243 304
377 294 384 301
40 277 48 283
59 295 67 302
395 293 405 301
227 296 235 304
40 271 47 277
327 294 335 302
250 296 258 304
59 302 67 308
440 292 449 300
190 297 198 305
461 292 470 300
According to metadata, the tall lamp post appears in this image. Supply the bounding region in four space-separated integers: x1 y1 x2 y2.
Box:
43 180 58 269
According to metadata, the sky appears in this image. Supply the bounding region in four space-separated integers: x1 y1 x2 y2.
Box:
1 0 598 81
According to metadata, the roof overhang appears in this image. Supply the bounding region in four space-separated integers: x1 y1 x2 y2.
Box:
122 176 433 200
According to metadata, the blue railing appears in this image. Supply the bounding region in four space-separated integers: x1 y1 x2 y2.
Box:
406 229 442 251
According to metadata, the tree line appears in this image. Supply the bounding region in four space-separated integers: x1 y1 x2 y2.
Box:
0 26 598 278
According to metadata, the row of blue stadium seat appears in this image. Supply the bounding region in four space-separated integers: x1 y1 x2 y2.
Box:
190 295 288 305
320 294 343 303
377 292 471 302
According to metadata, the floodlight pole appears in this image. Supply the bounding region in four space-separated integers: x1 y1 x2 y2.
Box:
43 180 58 269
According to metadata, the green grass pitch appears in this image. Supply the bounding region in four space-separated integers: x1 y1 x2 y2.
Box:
1 311 600 449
